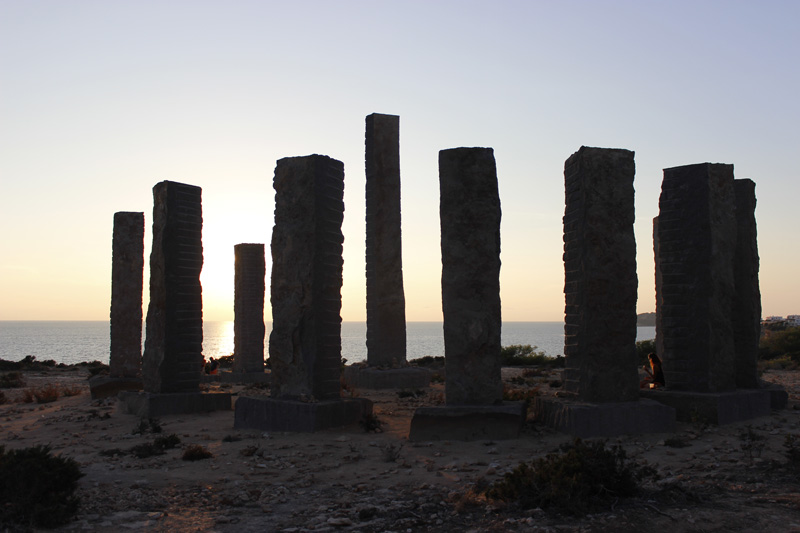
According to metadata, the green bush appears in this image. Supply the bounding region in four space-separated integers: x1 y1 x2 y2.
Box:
484 439 656 515
0 445 84 528
500 345 563 367
0 371 25 388
760 327 800 361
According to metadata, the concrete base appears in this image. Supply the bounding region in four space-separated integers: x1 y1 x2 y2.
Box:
639 388 771 425
88 375 143 400
343 366 431 390
408 403 526 442
201 371 270 384
761 383 789 410
533 397 676 438
117 391 232 417
234 396 373 432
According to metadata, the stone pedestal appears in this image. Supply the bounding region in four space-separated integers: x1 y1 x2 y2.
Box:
533 397 676 438
639 389 771 425
409 403 526 442
365 113 407 368
202 370 270 384
233 243 266 374
234 397 372 432
118 391 231 418
343 366 430 390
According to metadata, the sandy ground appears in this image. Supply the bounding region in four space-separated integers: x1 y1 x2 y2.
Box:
1 366 799 532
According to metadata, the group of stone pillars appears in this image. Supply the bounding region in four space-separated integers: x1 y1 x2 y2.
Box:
102 118 777 435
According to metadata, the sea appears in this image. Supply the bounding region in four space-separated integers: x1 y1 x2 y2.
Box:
0 321 656 366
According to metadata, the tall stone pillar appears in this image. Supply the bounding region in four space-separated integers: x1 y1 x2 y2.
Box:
235 155 372 432
233 243 266 374
268 155 345 401
110 211 144 378
142 181 204 394
653 216 665 360
439 147 502 406
657 163 736 392
732 179 761 389
365 113 407 367
562 146 639 403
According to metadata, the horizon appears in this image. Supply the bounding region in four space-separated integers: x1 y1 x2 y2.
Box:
2 1 798 322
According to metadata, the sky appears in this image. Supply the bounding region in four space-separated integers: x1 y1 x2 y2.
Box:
1 0 798 323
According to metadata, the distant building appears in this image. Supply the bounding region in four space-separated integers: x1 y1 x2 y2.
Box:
787 315 800 327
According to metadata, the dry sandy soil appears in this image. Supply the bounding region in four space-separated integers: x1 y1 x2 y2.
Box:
2 366 799 532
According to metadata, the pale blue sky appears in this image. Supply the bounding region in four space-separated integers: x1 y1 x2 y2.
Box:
1 0 798 321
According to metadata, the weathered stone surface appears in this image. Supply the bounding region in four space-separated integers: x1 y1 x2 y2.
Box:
268 155 344 401
233 243 266 374
562 146 638 403
640 388 770 425
533 397 676 438
110 211 144 379
365 113 407 367
118 391 231 418
733 179 761 389
234 397 372 432
438 147 502 405
653 216 665 360
89 375 143 400
657 163 736 392
142 181 203 394
408 403 526 442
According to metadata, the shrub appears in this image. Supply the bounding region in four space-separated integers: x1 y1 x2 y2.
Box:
0 372 26 388
132 418 162 435
0 445 84 529
360 413 383 433
182 444 213 461
500 345 548 366
760 326 800 361
60 383 84 397
33 383 60 403
484 439 656 515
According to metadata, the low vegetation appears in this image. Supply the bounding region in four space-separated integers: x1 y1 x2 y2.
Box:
483 439 657 515
0 445 84 529
500 345 564 367
182 444 213 461
759 326 800 367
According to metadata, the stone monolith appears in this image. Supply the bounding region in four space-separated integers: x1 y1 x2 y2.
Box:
233 243 266 374
268 155 345 401
562 146 639 403
365 113 407 367
438 147 502 405
657 163 736 392
733 179 761 389
142 181 204 394
110 211 145 378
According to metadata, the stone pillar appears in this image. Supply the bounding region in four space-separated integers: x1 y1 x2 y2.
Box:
439 147 502 405
653 216 665 360
269 155 344 401
233 243 266 374
365 113 407 367
110 212 144 378
657 163 736 392
142 181 204 394
733 179 761 388
562 146 639 403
